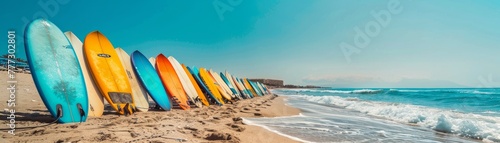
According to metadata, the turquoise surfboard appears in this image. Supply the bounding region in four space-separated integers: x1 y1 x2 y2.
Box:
188 66 222 105
130 50 172 110
24 19 88 123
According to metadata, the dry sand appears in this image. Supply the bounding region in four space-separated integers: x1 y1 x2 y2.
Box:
0 71 301 143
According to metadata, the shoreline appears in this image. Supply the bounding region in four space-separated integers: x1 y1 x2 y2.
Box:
0 71 301 142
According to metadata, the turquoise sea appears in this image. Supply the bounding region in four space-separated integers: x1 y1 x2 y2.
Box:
244 88 500 143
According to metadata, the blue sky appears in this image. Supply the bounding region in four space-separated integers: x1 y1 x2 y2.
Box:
2 0 500 87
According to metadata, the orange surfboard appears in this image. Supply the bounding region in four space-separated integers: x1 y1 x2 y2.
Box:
182 64 210 106
155 54 190 110
83 31 135 115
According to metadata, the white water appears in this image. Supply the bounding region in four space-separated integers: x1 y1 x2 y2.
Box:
296 95 500 142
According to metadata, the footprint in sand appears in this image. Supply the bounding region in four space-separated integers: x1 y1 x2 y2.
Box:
183 126 199 132
204 128 216 132
31 129 45 136
227 124 245 132
212 116 221 120
129 130 140 138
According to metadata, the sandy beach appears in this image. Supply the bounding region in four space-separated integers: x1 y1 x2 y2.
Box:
0 71 300 143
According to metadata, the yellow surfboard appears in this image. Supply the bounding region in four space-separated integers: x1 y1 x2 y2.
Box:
83 31 135 115
199 68 225 104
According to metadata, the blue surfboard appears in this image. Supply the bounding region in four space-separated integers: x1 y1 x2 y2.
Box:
24 19 88 123
188 66 222 105
130 50 172 110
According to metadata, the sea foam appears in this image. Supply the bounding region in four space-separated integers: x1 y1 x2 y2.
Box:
293 95 500 142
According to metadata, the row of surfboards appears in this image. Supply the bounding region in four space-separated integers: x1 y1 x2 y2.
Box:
24 19 271 124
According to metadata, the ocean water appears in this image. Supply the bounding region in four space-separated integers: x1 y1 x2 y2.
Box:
243 88 500 143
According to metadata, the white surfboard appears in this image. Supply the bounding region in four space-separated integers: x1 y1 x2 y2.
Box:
64 31 105 117
148 57 156 67
225 71 241 95
210 70 238 99
168 56 202 107
115 48 150 112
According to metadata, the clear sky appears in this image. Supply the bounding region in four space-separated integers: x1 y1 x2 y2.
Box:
2 0 500 88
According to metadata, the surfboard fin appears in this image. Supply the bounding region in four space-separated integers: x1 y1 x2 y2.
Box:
117 105 122 115
77 103 85 123
131 105 137 113
124 103 132 116
56 104 63 119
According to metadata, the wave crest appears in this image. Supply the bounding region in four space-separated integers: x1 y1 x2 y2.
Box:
278 88 499 95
